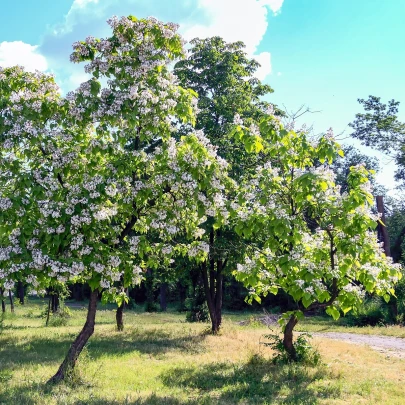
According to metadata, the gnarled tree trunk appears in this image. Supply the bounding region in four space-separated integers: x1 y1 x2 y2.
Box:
283 315 298 361
116 302 124 331
48 290 98 384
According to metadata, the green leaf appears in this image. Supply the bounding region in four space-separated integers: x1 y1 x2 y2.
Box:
269 286 278 295
326 306 340 321
90 80 101 96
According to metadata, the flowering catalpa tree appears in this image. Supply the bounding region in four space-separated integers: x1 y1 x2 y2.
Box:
0 16 231 382
230 112 402 360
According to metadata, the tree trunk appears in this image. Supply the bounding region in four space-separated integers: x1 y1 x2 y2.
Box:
116 302 124 331
376 195 391 256
160 282 168 312
46 297 52 326
201 229 226 334
51 293 59 313
17 281 25 304
215 260 223 329
201 261 223 334
283 315 298 361
201 261 218 333
47 290 98 384
0 288 6 313
8 290 14 313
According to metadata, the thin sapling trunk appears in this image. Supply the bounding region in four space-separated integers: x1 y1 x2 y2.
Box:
46 296 51 326
8 290 14 313
116 302 124 331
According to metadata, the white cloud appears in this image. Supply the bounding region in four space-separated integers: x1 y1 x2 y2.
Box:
253 51 272 81
39 0 284 90
0 41 48 72
75 0 99 7
182 0 284 79
260 0 284 14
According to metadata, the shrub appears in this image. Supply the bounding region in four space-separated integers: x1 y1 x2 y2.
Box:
262 331 321 365
42 302 72 327
343 297 393 326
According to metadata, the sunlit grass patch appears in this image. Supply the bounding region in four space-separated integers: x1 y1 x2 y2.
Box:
0 301 404 404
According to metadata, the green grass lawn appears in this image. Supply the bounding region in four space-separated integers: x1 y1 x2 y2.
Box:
1 299 405 404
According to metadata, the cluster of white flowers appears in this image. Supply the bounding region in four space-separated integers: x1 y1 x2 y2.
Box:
188 241 210 258
0 198 12 210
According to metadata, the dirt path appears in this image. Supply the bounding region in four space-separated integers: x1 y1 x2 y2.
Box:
238 316 405 358
312 332 405 358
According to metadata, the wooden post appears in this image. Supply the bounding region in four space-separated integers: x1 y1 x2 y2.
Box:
376 195 391 256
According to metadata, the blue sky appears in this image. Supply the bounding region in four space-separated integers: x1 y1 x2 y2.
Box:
1 0 403 191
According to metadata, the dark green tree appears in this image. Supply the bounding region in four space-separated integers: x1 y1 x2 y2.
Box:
331 145 380 193
350 95 405 185
174 37 279 333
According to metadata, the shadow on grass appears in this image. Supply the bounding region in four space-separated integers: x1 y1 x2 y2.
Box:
73 395 203 405
0 327 207 369
91 327 206 357
0 387 201 405
159 356 342 405
0 357 341 405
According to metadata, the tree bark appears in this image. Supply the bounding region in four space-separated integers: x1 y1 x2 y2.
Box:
116 302 124 331
160 282 168 312
17 281 25 304
283 315 298 361
47 290 98 384
8 290 14 313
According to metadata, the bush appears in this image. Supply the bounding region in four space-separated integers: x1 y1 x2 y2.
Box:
262 331 321 365
395 272 405 323
42 302 72 327
144 300 158 313
343 297 393 326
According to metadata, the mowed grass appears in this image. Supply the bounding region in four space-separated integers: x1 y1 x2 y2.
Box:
0 300 404 404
